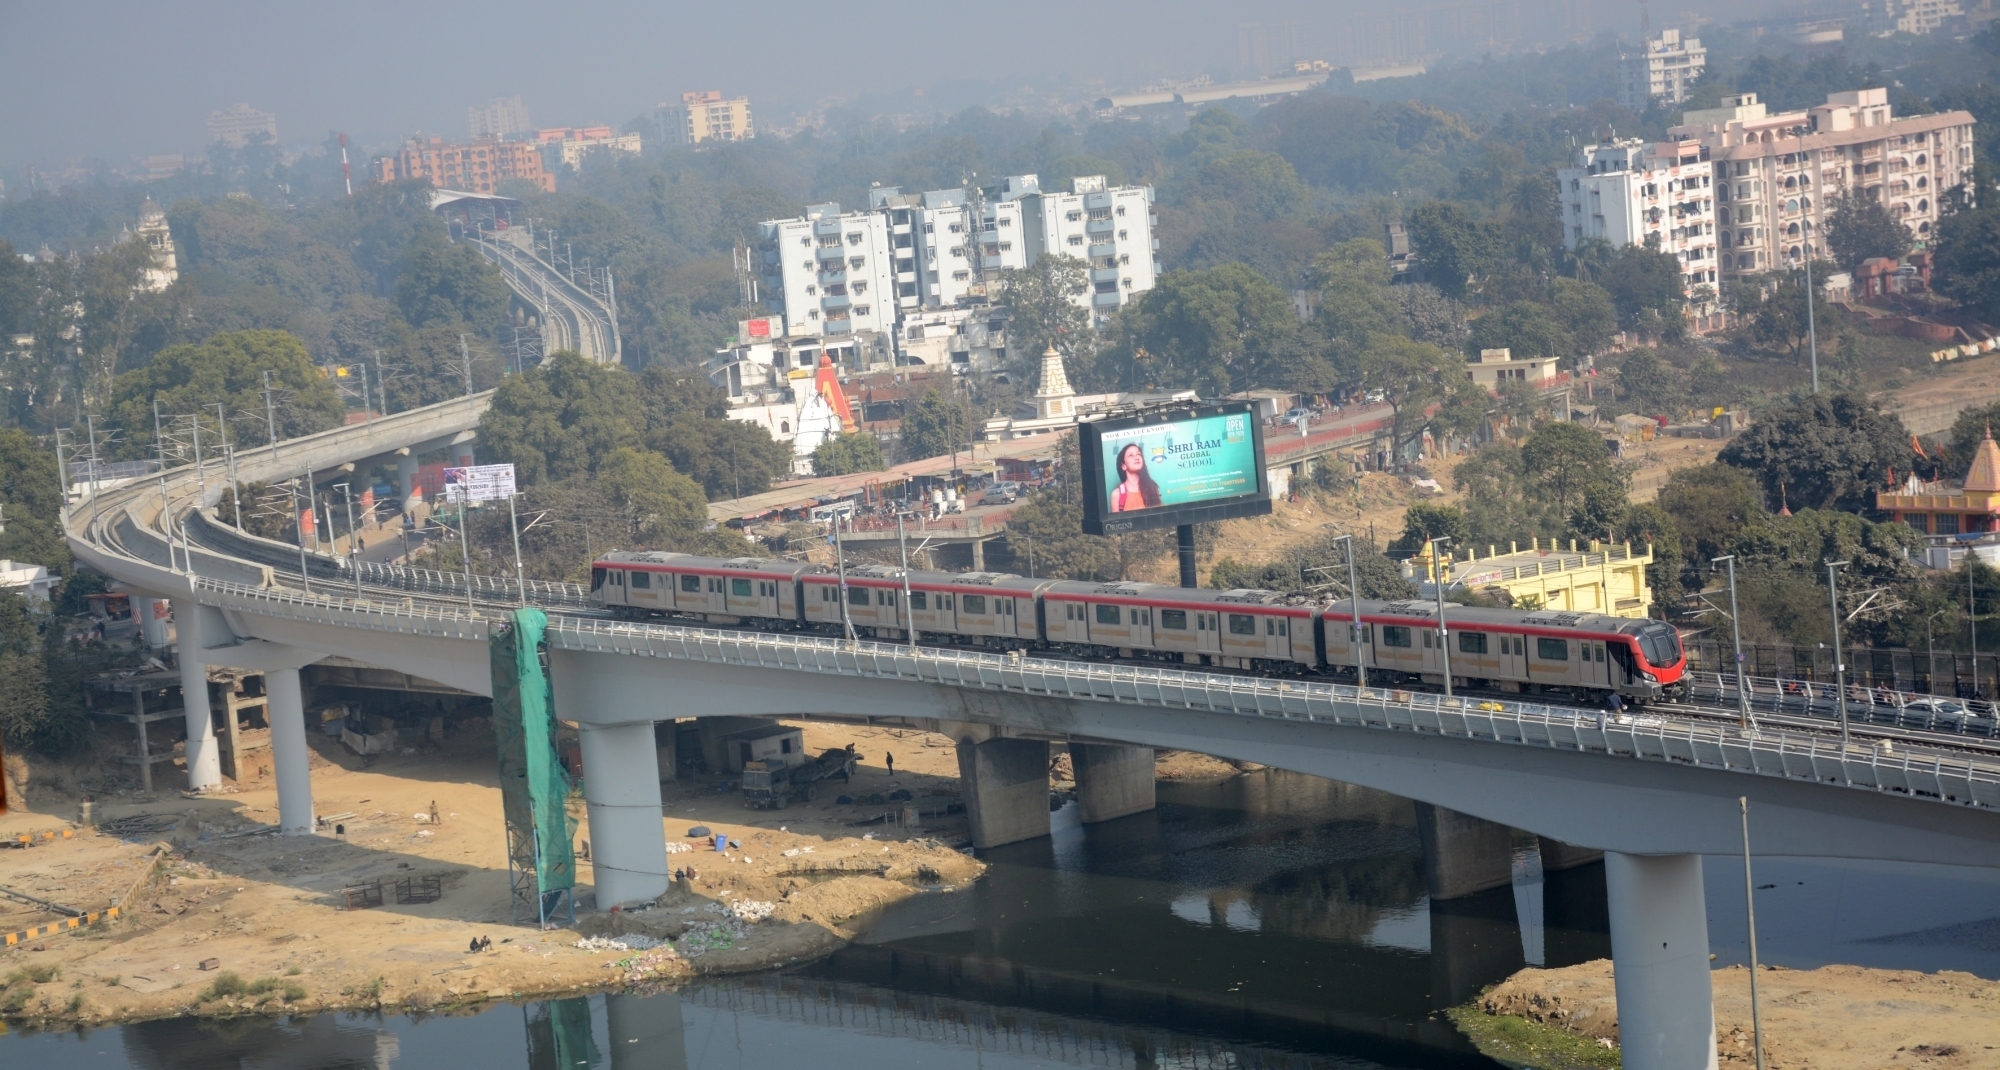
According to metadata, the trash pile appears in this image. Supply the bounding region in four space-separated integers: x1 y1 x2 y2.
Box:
729 899 777 921
675 917 750 958
604 946 679 983
665 841 694 854
574 934 665 953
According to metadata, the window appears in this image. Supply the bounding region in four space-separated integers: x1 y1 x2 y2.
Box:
1067 235 1084 246
1228 614 1257 635
1937 513 1961 535
1459 632 1487 654
1537 638 1570 661
1381 626 1412 648
847 586 868 605
1160 609 1187 630
941 595 953 610
1129 608 1149 625
681 574 701 593
727 578 750 597
962 594 987 615
1423 631 1433 648
1086 603 1116 625
591 568 606 592
878 590 895 606
626 570 650 590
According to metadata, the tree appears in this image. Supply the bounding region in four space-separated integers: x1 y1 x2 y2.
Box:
1209 528 1415 598
1308 239 1402 371
1389 503 1470 555
0 427 71 574
108 330 343 454
1601 244 1686 336
1549 278 1616 353
1616 502 1687 607
394 234 509 329
1823 189 1912 273
1615 350 1689 415
476 351 646 486
1356 334 1483 469
1404 202 1503 299
1519 421 1626 522
1717 391 1912 513
1741 266 1833 364
1468 302 1571 359
1103 264 1302 396
378 321 502 411
1933 205 2000 322
997 255 1094 380
595 447 711 544
0 238 33 337
636 366 790 500
1393 284 1469 351
1655 463 1764 563
1940 400 2000 480
898 389 961 462
811 432 886 477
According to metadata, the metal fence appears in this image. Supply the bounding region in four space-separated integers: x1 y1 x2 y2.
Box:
1686 639 2000 700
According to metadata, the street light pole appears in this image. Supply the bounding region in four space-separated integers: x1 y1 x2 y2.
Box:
1338 533 1367 691
1714 555 1753 730
1804 226 1820 394
1827 560 1850 745
1741 796 1768 1070
1432 536 1453 699
833 514 855 643
897 512 918 650
336 483 361 599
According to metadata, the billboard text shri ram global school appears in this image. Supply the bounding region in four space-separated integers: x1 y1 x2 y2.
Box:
1098 411 1257 515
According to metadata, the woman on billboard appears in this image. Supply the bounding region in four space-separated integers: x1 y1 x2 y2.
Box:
1109 443 1163 512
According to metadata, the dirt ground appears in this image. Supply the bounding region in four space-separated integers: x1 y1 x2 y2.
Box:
0 720 1241 1028
1473 958 2000 1069
1887 351 2000 436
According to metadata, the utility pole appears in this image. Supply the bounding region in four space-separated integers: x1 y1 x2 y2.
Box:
1741 797 1768 1070
1827 560 1849 744
1970 560 1981 702
290 477 312 595
215 403 237 527
262 370 280 459
1339 533 1367 691
897 512 919 650
606 268 620 363
1432 536 1454 699
152 399 166 471
509 492 527 605
337 483 361 599
833 515 855 643
1714 555 1753 731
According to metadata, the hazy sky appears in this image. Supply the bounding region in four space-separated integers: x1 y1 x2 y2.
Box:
3 0 1778 174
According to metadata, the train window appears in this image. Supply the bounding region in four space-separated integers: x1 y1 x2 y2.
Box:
630 571 651 589
590 568 606 591
848 586 869 605
820 586 832 601
1265 618 1275 635
1160 609 1187 630
1095 604 1120 625
1381 626 1411 648
910 591 927 610
1459 632 1487 654
681 574 700 593
962 594 987 615
1197 613 1206 630
1422 631 1433 648
1140 608 1149 625
941 595 953 610
1228 614 1256 635
1279 620 1287 636
731 578 752 597
1592 644 1604 662
1003 599 1014 615
1537 638 1569 661
880 590 896 606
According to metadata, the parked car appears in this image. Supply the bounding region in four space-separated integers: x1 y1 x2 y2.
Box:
1281 407 1313 426
1900 697 1978 730
979 481 1022 505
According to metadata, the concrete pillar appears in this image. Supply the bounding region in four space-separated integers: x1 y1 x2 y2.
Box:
1071 743 1156 823
265 666 315 834
396 454 421 509
1414 802 1513 900
172 598 221 790
137 596 172 649
971 537 986 571
1605 852 1717 1070
606 990 688 1070
955 737 1050 849
579 721 668 907
1538 836 1606 871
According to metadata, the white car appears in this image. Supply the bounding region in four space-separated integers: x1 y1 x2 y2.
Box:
1901 698 1976 728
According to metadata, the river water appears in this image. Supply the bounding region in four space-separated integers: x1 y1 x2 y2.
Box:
8 770 1998 1069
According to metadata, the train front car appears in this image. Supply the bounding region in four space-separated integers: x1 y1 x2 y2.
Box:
1614 618 1688 701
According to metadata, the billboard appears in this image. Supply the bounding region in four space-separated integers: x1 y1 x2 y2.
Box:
443 463 517 503
1078 403 1271 535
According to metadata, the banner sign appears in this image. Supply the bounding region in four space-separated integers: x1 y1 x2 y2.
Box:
443 463 517 503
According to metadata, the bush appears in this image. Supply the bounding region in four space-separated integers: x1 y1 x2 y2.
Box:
201 972 247 1000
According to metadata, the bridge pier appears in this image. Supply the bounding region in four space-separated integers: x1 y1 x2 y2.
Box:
956 737 1050 849
395 454 421 507
579 721 668 907
172 597 223 790
1071 744 1156 824
1606 852 1716 1070
265 666 315 834
1414 802 1513 900
1538 836 1605 872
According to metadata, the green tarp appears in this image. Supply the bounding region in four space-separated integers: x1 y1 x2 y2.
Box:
491 607 576 898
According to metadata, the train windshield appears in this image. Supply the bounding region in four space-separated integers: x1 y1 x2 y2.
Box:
590 567 606 592
1637 623 1682 667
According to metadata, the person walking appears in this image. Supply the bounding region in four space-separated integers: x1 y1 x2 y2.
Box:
885 751 895 776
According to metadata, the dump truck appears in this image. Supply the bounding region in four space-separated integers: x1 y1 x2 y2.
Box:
742 745 860 809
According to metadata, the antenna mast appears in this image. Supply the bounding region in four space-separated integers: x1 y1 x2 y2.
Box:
339 132 353 197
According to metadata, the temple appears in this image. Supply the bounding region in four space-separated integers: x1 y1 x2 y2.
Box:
1878 429 2000 536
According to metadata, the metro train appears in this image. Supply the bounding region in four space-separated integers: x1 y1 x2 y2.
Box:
589 551 1688 703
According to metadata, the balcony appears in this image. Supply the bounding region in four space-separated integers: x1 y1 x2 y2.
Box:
818 268 847 284
1092 291 1122 306
816 246 846 261
1088 242 1117 258
1086 218 1115 235
1091 267 1121 283
821 294 851 310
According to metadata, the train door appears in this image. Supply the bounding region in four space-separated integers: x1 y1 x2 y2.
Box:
1126 605 1153 647
1498 634 1527 682
994 596 1017 638
1196 611 1222 655
1263 614 1292 660
1580 640 1610 688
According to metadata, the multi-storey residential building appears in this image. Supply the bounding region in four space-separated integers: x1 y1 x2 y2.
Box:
372 136 556 194
1009 174 1160 321
468 95 532 139
1617 29 1706 114
207 103 277 148
756 203 897 341
1669 89 1975 278
536 127 642 171
866 186 1031 310
657 91 753 146
1862 0 1963 35
1556 139 1720 293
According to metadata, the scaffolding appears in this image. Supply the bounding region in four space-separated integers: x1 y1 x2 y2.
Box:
491 607 577 927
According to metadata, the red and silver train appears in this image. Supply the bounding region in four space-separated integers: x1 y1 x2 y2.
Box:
589 552 1687 703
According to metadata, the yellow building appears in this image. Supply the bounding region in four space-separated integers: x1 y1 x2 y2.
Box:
1413 537 1656 618
660 91 753 146
1877 428 2000 536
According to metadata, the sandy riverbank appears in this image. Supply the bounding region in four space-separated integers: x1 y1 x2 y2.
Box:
1456 959 2000 1070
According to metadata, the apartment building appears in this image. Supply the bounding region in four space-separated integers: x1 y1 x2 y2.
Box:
1009 174 1161 321
536 127 642 171
756 203 898 341
468 95 532 139
1557 139 1720 293
372 135 556 194
1669 89 1975 278
207 103 277 148
866 186 1031 310
1617 29 1706 114
657 91 753 146
1862 0 1964 35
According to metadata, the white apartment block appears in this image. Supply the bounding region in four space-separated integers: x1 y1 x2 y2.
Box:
756 174 1160 338
206 103 276 148
554 133 642 170
1010 174 1160 321
1669 89 1976 278
756 203 897 341
1557 139 1720 294
1617 29 1706 114
1863 0 1963 35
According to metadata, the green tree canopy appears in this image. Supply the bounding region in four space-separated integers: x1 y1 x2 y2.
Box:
1549 278 1616 353
1389 502 1471 554
1738 264 1834 364
1933 205 2000 322
595 447 711 543
811 431 886 477
1602 244 1686 336
1356 334 1487 467
637 366 792 500
477 351 645 485
1717 391 1912 513
108 330 342 455
1519 420 1628 526
1468 301 1571 359
1209 529 1415 598
998 255 1093 380
1615 350 1690 415
1654 463 1765 563
1104 263 1301 395
898 389 963 462
1404 201 1502 299
0 428 69 573
1943 400 2000 480
394 234 509 329
1823 189 1912 273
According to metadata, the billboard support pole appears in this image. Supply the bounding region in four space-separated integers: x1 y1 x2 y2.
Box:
1177 524 1197 589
